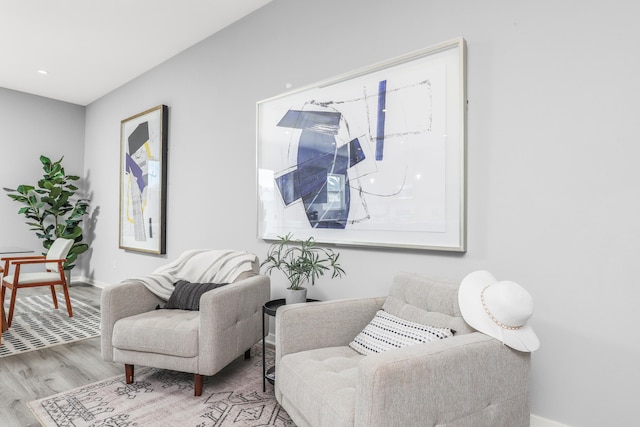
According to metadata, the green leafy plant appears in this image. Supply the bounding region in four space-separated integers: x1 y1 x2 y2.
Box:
261 233 345 290
4 155 90 270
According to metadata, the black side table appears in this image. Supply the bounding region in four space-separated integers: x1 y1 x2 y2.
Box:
262 298 318 392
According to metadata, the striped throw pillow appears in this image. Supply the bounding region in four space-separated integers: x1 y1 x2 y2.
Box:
349 310 454 355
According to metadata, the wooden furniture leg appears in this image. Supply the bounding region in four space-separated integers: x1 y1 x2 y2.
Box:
125 364 134 384
7 286 17 327
0 267 4 340
49 285 59 308
194 374 203 396
61 282 73 317
0 284 5 332
1 294 6 347
0 307 3 347
0 283 5 346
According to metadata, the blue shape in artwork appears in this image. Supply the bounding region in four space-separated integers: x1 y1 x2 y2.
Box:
277 110 341 135
125 154 146 194
275 166 327 206
376 80 387 161
275 113 365 229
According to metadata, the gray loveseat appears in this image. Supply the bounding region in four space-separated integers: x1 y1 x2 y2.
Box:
274 272 531 427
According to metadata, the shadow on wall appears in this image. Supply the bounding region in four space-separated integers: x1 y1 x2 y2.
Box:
82 168 98 281
83 205 100 282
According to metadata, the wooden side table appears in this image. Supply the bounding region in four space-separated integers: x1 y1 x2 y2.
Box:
262 298 318 392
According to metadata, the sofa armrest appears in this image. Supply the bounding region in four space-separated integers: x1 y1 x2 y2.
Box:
100 281 164 362
275 297 385 370
355 332 531 427
198 274 271 374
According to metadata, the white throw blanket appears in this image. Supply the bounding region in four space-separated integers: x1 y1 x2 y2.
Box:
122 249 257 300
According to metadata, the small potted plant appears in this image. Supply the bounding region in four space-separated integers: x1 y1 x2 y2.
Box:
261 233 345 304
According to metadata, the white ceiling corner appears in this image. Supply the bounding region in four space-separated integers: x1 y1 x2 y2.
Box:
0 0 272 106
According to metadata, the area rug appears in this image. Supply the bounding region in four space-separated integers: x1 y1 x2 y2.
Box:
0 294 101 358
29 345 295 427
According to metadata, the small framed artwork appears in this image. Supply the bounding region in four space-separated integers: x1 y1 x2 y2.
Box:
119 105 168 254
257 38 467 251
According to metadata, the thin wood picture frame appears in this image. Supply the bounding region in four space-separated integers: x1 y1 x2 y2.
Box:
119 105 168 254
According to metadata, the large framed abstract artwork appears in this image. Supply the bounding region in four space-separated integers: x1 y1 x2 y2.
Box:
119 105 168 254
257 38 466 251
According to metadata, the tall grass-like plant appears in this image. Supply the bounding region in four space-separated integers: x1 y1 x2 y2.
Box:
261 233 345 290
4 155 90 270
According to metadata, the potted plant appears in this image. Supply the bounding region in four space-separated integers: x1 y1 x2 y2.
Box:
261 233 345 304
4 155 90 272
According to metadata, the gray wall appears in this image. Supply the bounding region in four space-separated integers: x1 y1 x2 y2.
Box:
79 0 638 425
0 88 85 253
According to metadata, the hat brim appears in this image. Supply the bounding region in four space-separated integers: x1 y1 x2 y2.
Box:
458 270 540 352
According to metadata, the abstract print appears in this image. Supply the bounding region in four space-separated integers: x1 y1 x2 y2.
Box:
125 121 151 241
269 73 443 232
120 105 167 254
258 40 466 251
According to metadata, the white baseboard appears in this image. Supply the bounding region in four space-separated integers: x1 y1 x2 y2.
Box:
73 276 110 289
265 332 276 347
530 415 569 427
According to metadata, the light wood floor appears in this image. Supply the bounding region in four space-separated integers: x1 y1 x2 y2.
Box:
0 283 122 427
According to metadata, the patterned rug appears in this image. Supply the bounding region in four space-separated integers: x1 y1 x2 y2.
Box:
0 294 101 358
29 345 295 427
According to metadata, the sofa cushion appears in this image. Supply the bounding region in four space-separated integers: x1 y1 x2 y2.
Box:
349 310 454 356
383 272 475 335
164 280 227 310
112 310 200 357
277 346 364 427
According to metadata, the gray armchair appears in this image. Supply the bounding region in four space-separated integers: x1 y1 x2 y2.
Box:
101 252 270 396
274 272 531 427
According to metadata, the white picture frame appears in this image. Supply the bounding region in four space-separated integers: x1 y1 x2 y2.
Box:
257 38 466 251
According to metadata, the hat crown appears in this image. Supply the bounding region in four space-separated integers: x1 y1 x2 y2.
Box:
483 281 533 328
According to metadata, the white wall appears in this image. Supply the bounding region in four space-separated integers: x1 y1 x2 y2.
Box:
80 1 640 425
0 88 85 253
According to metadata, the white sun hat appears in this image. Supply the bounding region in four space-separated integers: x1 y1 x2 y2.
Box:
458 270 540 352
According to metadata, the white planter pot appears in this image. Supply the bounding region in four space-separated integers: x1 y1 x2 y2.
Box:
285 287 307 305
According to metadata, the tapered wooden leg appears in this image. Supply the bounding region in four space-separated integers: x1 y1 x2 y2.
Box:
125 364 134 384
61 283 73 318
7 288 17 327
50 285 59 309
0 281 5 343
0 297 4 346
194 374 203 396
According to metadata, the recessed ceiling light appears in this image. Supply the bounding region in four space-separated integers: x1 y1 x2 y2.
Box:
38 70 48 75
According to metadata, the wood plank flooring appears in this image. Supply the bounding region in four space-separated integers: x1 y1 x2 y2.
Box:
0 283 122 427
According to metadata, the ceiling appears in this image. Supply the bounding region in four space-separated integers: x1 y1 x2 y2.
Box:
0 0 271 106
